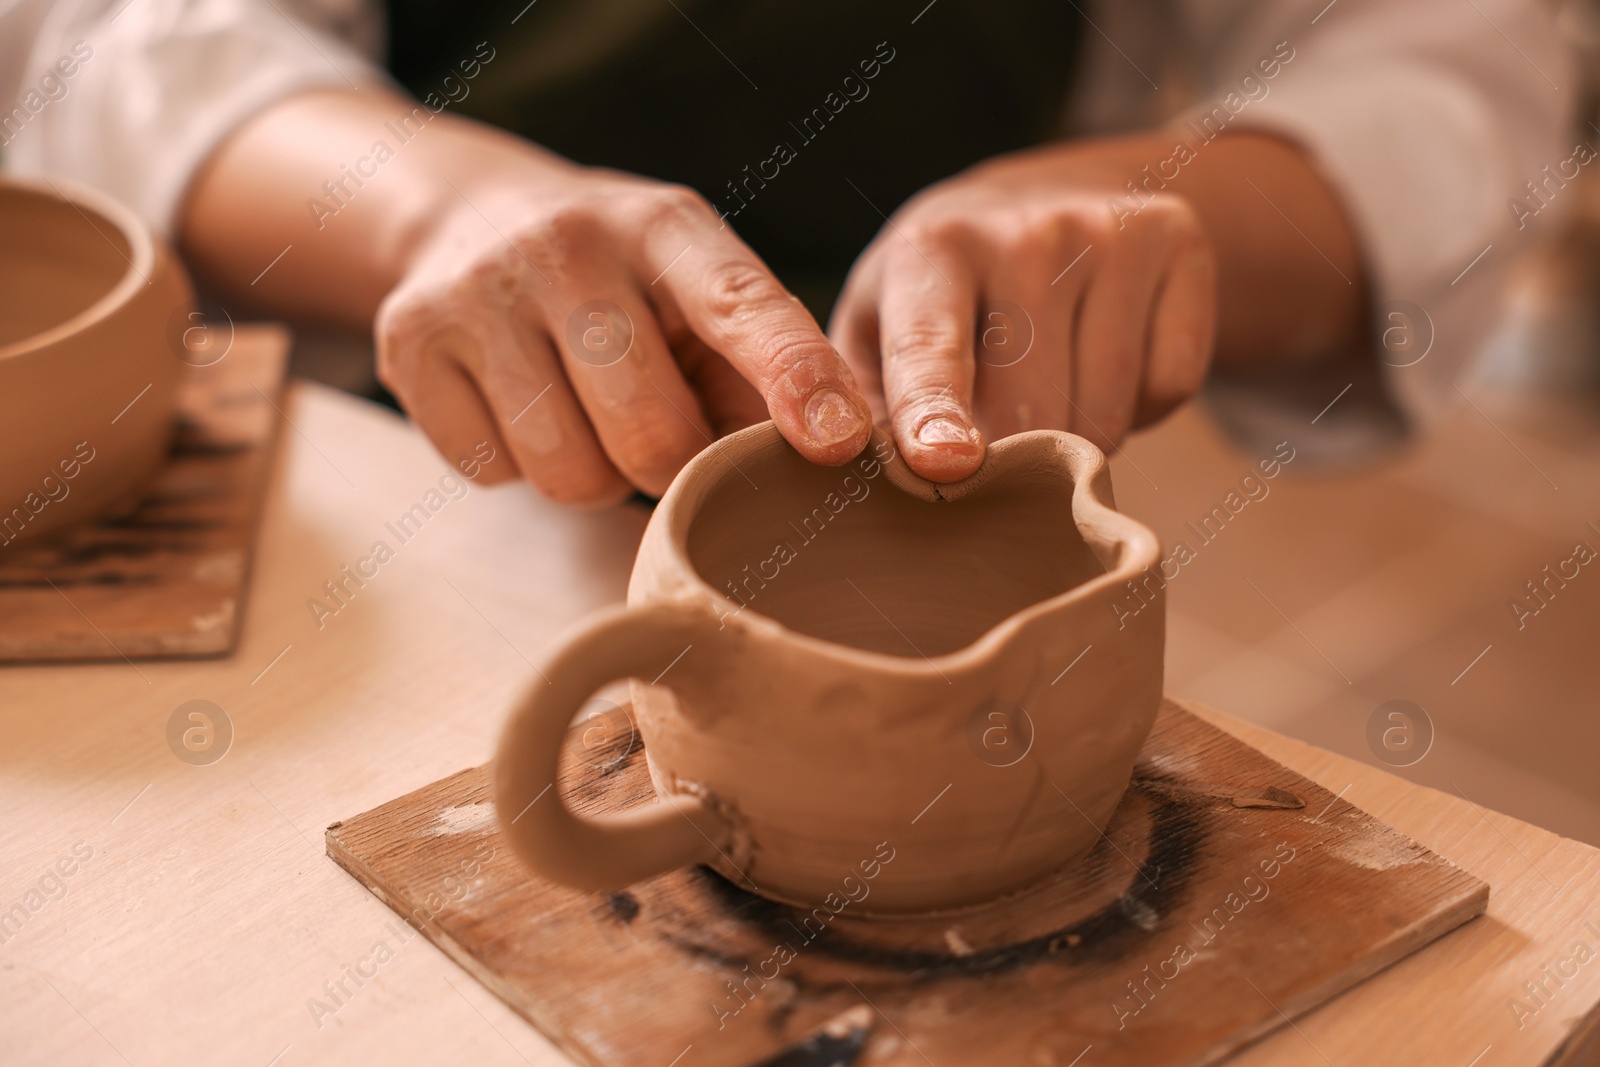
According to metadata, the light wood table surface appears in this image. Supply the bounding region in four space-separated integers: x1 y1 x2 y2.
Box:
4 380 1599 1066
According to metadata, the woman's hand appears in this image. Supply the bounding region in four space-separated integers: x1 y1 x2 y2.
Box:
378 164 874 504
830 140 1220 481
182 90 873 506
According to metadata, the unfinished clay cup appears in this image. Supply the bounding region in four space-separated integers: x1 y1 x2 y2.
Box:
495 423 1164 913
0 176 191 547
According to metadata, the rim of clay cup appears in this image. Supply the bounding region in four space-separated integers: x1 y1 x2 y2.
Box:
0 175 158 362
657 421 1163 678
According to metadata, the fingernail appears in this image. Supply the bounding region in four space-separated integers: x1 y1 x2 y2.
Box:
804 388 867 448
916 415 977 448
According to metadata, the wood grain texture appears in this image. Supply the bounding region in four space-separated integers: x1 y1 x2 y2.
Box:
328 699 1489 1067
1189 705 1600 1067
0 324 288 660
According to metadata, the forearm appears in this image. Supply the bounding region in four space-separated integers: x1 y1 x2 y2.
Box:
1163 131 1366 367
177 88 575 329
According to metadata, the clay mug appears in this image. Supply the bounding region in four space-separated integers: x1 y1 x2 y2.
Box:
494 423 1164 913
0 176 191 546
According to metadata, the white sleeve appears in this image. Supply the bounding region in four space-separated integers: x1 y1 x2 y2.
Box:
0 0 386 236
1072 0 1578 439
1171 0 1578 426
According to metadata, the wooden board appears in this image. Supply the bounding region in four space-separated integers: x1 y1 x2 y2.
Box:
0 324 288 661
327 698 1488 1067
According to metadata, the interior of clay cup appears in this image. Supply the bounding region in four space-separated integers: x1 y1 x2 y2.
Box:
684 443 1107 658
0 185 132 350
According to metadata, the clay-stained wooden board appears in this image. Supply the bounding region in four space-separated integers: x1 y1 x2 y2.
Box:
0 324 288 661
327 699 1488 1067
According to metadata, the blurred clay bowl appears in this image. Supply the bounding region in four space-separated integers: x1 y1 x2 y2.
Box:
0 176 191 547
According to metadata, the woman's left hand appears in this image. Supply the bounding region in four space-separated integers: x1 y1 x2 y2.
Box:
830 140 1218 481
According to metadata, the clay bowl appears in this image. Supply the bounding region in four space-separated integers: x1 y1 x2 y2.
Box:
0 177 191 547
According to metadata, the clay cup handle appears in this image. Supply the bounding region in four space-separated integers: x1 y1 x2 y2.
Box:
492 603 731 891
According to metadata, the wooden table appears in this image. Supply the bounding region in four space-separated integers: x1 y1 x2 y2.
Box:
3 381 1599 1066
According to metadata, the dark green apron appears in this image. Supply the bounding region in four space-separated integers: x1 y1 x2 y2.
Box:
384 0 1082 319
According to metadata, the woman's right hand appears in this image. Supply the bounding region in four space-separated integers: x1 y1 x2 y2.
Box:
376 161 875 504
183 88 875 505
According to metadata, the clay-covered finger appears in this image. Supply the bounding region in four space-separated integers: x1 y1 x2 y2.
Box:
876 240 985 482
644 210 872 466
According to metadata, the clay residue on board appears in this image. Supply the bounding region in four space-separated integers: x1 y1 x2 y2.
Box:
1323 831 1428 871
1231 785 1304 809
1138 751 1204 781
426 802 497 836
1134 776 1304 811
943 927 976 957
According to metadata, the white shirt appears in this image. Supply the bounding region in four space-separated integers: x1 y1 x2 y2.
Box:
0 0 1579 434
